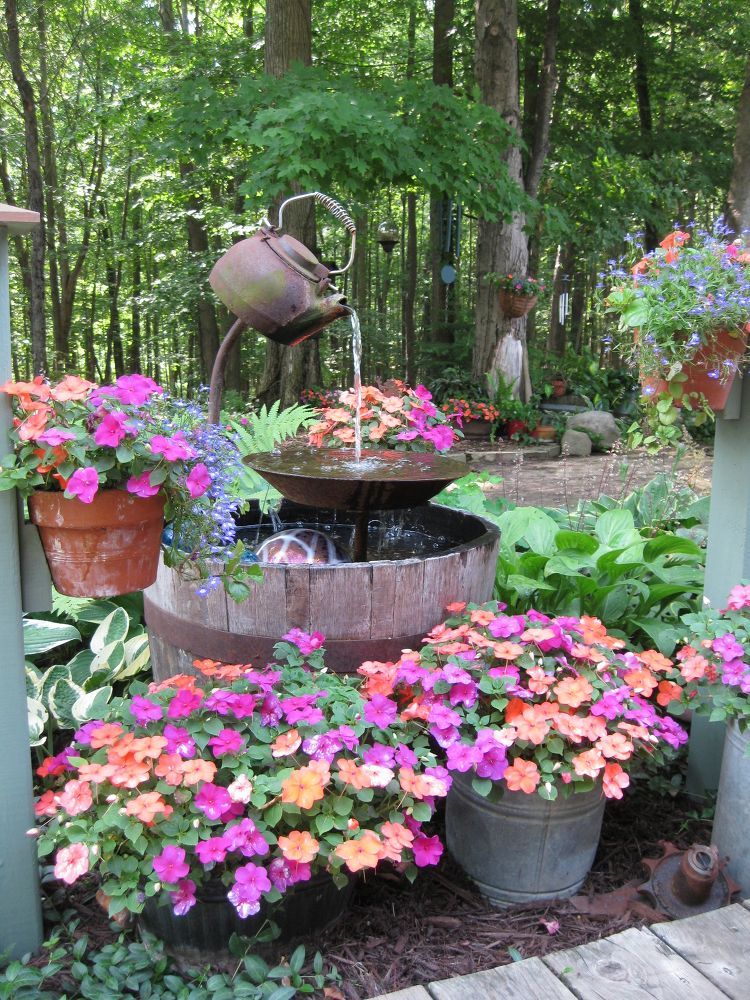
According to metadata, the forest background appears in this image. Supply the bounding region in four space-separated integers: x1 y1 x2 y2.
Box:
2 0 750 406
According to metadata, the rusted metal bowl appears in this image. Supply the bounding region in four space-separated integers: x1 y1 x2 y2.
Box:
245 448 468 512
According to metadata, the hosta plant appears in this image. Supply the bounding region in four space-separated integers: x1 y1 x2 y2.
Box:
35 631 449 919
359 603 687 802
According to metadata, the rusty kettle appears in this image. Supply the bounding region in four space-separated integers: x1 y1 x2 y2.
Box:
209 192 356 347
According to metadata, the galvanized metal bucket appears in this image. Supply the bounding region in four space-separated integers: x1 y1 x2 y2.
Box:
712 719 750 894
446 770 605 907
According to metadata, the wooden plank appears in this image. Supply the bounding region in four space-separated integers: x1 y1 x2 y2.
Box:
543 925 726 999
226 565 285 635
308 563 371 640
428 957 575 1000
284 565 311 632
369 561 397 639
392 559 425 636
651 902 750 998
368 988 432 1000
422 552 464 630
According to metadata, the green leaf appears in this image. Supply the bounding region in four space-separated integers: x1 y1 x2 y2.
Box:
72 685 113 723
91 640 126 678
49 677 85 729
471 776 493 797
90 607 129 653
27 696 49 746
23 619 80 657
595 509 638 549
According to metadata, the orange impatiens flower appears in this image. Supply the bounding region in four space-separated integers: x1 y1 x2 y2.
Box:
679 654 709 682
57 779 92 816
49 374 95 401
124 791 173 824
334 831 384 873
504 758 541 794
656 679 683 707
603 762 630 799
336 757 373 791
181 758 218 787
637 649 673 673
579 616 623 649
554 675 594 709
89 723 125 749
192 658 222 676
622 666 658 697
281 760 331 809
572 748 606 778
277 830 320 864
271 729 302 758
596 732 634 761
513 707 551 746
154 754 186 786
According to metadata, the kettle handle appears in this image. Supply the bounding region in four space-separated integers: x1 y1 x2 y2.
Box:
276 192 357 277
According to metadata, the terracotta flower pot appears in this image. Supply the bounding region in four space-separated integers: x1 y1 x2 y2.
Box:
505 419 528 439
530 424 557 441
551 379 567 398
462 418 494 440
640 328 747 411
28 488 165 597
498 290 538 319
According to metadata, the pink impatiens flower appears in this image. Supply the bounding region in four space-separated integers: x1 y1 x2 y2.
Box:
93 411 130 447
54 843 90 884
186 463 211 498
126 471 161 498
149 432 195 462
412 834 443 868
194 783 233 821
152 844 190 883
169 878 197 915
66 466 99 503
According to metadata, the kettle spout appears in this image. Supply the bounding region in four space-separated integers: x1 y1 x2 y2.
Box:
275 291 349 347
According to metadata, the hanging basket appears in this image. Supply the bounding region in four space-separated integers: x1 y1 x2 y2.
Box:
28 488 165 597
498 290 538 319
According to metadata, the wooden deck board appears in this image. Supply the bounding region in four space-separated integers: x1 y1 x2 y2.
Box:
427 958 576 1000
368 989 432 1000
650 902 750 998
542 925 727 999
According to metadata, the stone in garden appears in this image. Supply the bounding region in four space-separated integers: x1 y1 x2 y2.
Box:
561 429 592 457
566 410 619 450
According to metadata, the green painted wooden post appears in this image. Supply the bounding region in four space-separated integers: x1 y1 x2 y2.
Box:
686 374 750 798
0 204 43 957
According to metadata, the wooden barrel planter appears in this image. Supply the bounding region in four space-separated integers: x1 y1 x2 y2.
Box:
145 502 500 679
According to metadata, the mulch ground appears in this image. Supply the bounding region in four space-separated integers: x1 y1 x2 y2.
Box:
37 778 713 999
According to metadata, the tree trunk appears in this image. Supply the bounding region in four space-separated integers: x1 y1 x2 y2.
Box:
429 0 455 349
726 54 750 235
256 0 319 407
130 201 142 372
403 193 418 385
473 0 559 398
4 0 47 373
629 0 659 250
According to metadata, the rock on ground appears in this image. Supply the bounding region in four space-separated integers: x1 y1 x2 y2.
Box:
561 428 593 457
566 410 620 450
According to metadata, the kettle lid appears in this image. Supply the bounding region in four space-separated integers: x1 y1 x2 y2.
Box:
271 231 329 283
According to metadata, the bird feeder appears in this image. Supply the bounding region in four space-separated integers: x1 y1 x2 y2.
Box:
376 219 399 255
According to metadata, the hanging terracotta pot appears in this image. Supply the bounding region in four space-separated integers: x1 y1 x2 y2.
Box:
680 327 748 411
28 489 165 597
498 290 538 319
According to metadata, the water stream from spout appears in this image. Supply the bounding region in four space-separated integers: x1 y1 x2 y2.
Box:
349 308 363 463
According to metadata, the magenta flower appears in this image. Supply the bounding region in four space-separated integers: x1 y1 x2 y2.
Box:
194 783 233 821
74 720 104 745
195 836 229 864
395 743 417 767
97 374 163 406
413 384 432 400
363 744 396 767
149 432 195 462
208 728 246 757
282 628 325 656
726 585 750 611
166 688 203 719
163 724 196 758
66 466 99 503
94 411 130 447
186 463 211 498
364 694 398 729
446 742 483 772
130 695 163 724
224 818 269 857
712 633 744 661
488 615 525 639
412 834 443 867
228 862 271 917
268 857 312 890
281 693 324 726
169 878 197 915
38 428 76 446
422 425 455 452
152 845 190 883
126 471 160 498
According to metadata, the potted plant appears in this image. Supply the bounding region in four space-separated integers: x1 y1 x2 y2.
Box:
35 630 449 958
440 398 500 440
0 374 255 598
659 585 750 894
602 222 750 450
360 604 686 905
486 273 545 319
307 381 458 452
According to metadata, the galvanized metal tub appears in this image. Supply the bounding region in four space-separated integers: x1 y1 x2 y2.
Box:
446 771 605 906
712 719 750 894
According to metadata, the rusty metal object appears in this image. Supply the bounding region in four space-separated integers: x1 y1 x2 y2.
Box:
144 596 426 675
639 841 740 919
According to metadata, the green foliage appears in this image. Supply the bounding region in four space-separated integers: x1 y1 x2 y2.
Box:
493 506 704 652
428 368 488 405
434 472 510 521
230 401 316 511
24 597 150 753
0 923 339 999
